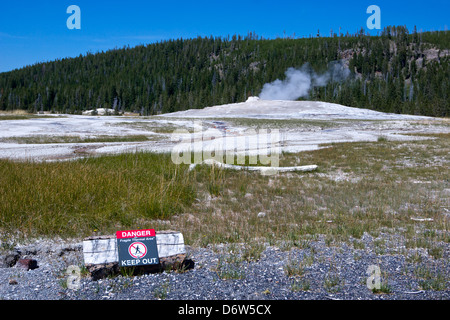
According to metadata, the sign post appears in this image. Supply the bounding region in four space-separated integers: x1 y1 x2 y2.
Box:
116 229 159 267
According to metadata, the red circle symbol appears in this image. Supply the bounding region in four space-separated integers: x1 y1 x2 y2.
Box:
128 242 147 259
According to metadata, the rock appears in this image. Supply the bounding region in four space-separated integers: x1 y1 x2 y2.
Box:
9 279 18 285
246 96 260 103
23 246 38 256
86 262 120 281
159 254 190 271
257 212 266 218
82 108 115 116
55 244 82 257
16 258 38 270
0 250 21 268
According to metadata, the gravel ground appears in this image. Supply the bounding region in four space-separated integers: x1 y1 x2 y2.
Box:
1 233 449 301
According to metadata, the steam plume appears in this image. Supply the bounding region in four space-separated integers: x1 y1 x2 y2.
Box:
259 61 350 100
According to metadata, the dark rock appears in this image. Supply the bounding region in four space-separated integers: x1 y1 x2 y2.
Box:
23 246 38 255
181 258 195 271
16 258 38 270
0 250 21 268
86 262 120 281
56 244 82 257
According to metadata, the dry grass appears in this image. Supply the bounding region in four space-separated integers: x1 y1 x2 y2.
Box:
112 121 183 134
164 133 449 250
0 133 448 255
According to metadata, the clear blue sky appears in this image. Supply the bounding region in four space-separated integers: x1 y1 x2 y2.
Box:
0 0 448 73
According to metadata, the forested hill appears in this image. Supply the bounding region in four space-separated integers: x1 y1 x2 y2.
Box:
0 26 449 117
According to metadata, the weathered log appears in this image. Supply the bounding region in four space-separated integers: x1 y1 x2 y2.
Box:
82 230 192 280
189 159 318 175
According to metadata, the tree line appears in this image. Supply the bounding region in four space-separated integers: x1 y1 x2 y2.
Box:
0 26 448 117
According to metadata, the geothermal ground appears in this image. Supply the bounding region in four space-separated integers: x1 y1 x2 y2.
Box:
0 97 448 161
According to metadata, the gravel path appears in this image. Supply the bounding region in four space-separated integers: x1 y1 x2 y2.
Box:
1 233 449 300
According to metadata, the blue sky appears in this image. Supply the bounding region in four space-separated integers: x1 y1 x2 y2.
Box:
0 0 448 73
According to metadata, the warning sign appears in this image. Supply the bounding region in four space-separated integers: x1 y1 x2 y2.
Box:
116 229 159 267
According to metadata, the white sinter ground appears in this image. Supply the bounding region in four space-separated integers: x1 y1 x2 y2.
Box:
0 97 448 161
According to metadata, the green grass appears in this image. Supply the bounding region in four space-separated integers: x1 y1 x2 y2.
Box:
0 152 196 238
0 134 152 144
290 279 311 292
283 259 305 278
214 254 246 280
371 283 392 294
153 280 170 299
414 265 448 291
0 114 64 121
324 273 344 293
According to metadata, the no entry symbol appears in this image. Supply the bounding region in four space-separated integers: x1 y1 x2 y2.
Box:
128 242 147 259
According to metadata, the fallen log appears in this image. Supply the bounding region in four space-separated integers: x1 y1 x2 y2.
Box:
189 158 318 175
82 230 192 280
410 217 433 222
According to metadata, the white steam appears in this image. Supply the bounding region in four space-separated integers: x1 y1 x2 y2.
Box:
259 61 350 101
